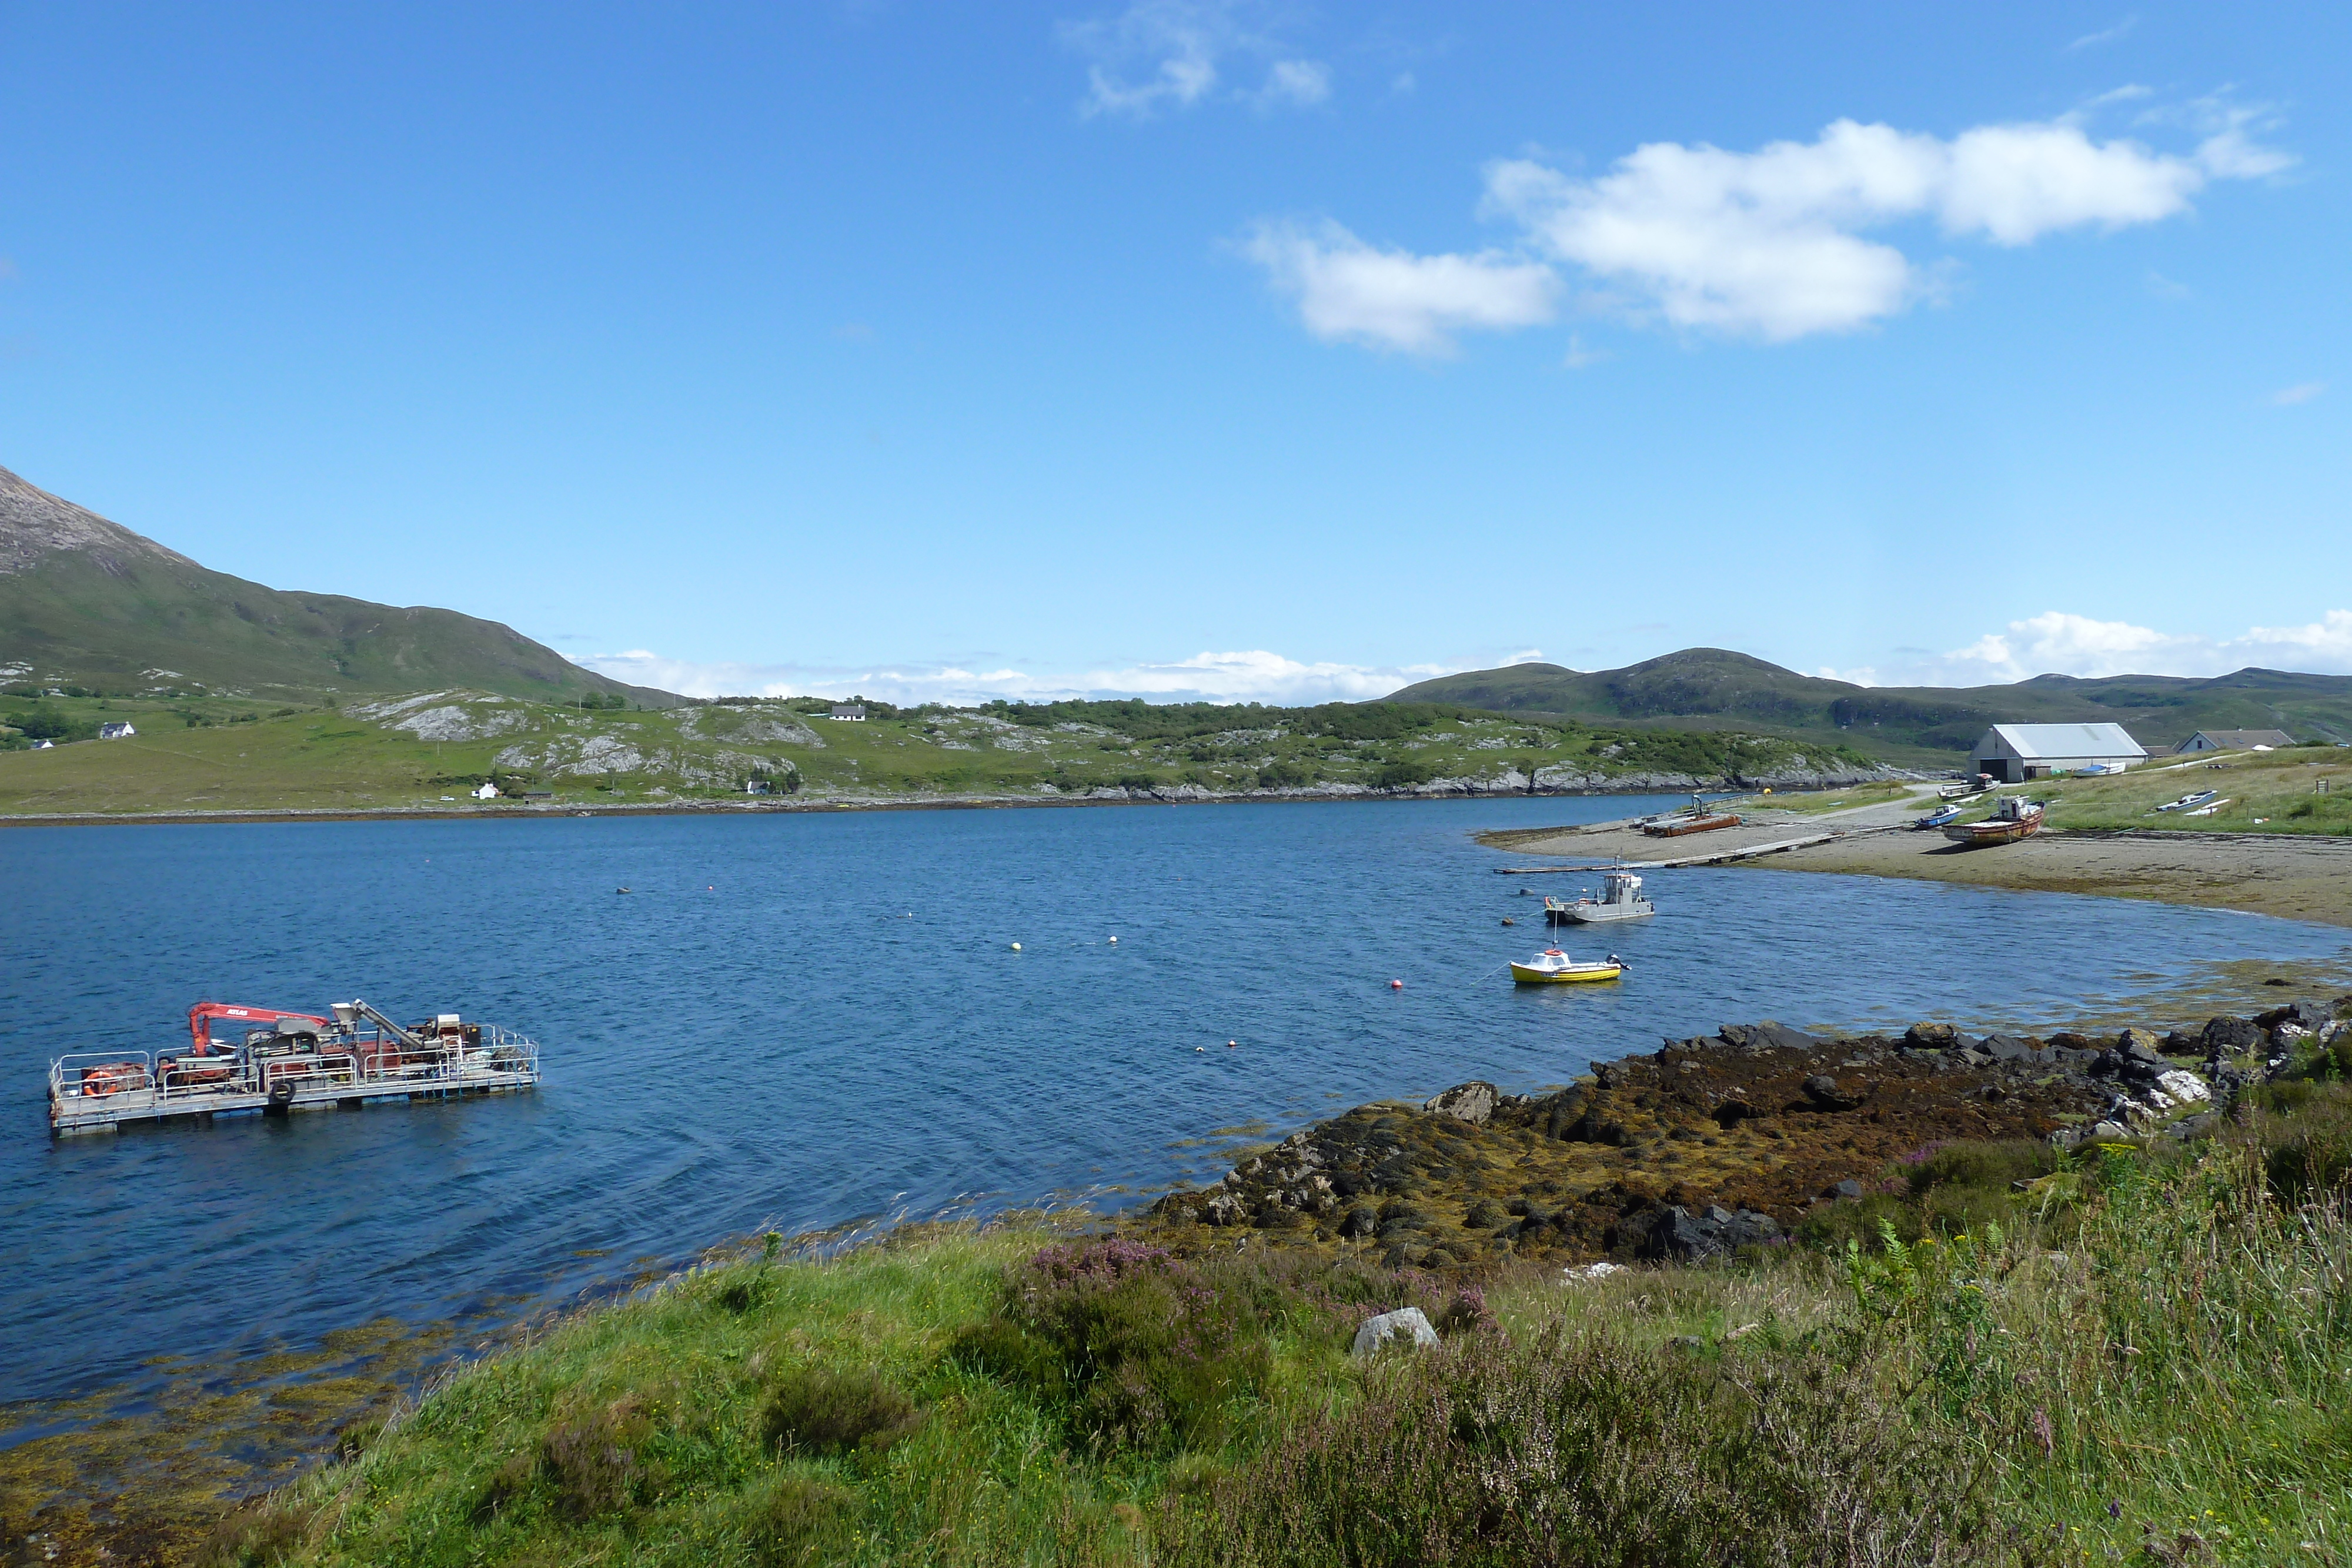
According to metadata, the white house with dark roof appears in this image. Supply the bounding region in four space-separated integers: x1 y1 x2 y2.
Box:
2174 728 2294 754
1969 723 2149 783
98 721 136 740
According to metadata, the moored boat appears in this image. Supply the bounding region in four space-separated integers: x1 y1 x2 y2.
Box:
1941 795 2044 847
1548 870 1656 924
1509 948 1625 984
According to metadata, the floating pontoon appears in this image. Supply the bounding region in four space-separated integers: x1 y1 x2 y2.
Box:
48 999 540 1136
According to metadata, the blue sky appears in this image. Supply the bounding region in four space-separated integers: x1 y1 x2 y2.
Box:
1 2 2344 703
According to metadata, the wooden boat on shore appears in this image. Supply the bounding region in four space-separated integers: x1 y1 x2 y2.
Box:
1642 812 1740 838
1509 948 1625 984
1941 795 2043 847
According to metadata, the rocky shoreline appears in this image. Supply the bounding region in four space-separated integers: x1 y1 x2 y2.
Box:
0 765 1918 828
1135 997 2351 1268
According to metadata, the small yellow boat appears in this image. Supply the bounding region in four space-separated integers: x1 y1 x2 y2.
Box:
1509 948 1625 984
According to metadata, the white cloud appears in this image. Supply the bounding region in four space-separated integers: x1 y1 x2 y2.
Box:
1255 102 2290 347
580 648 1459 706
1835 609 2352 687
2066 16 2139 51
1240 220 1558 354
1256 59 1330 109
2272 380 2326 405
1063 1 1328 119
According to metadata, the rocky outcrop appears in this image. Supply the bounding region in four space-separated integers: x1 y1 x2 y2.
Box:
1138 998 2352 1270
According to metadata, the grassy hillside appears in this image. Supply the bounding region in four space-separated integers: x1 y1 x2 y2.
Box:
173 1071 2352 1568
2012 744 2352 836
0 464 669 706
0 691 1888 817
1392 650 2352 763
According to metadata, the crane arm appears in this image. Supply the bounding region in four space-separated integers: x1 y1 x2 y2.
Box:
186 1002 332 1056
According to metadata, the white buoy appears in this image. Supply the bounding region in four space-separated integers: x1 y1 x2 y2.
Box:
1226 1039 1237 1049
1010 942 1022 951
1108 936 1118 944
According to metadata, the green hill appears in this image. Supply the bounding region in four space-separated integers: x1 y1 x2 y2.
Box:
1391 648 2352 763
0 463 674 706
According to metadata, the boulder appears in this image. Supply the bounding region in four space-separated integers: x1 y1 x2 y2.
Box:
1983 1035 2054 1065
2201 1016 2264 1054
1422 1082 1500 1125
1643 1204 1783 1261
1905 1022 1959 1049
2117 1028 2166 1057
1351 1307 1441 1359
1802 1075 1863 1111
2256 1000 2333 1032
1719 1021 1824 1054
1822 1178 1865 1202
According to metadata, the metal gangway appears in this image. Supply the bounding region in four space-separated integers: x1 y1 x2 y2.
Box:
49 999 541 1136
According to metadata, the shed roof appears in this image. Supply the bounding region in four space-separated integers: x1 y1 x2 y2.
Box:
1979 722 2149 759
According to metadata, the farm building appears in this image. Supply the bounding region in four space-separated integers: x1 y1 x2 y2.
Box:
98 721 136 739
1969 723 2149 783
2175 728 2294 754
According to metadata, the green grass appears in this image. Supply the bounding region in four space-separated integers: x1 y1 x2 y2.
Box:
0 691 1892 818
201 1075 2352 1568
2017 749 2352 837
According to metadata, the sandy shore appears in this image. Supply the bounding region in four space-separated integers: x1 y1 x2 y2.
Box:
1482 793 2352 928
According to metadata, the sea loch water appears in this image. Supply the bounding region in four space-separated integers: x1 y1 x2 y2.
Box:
2 795 2346 1406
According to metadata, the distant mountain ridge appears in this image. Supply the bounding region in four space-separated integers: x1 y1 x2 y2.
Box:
0 464 674 704
1389 648 2352 760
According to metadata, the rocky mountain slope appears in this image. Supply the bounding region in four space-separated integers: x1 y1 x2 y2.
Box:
0 463 672 705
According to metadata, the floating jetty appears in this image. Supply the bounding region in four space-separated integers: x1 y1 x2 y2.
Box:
48 999 541 1136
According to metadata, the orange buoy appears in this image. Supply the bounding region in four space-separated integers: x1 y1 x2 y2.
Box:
1389 979 1404 989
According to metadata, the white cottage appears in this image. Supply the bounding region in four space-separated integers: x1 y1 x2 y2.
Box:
1969 723 2149 783
472 781 501 800
2175 728 2294 754
98 721 136 740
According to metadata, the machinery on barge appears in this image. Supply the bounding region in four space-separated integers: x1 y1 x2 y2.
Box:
48 999 540 1136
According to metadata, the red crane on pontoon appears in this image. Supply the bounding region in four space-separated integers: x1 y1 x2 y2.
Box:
185 1002 333 1057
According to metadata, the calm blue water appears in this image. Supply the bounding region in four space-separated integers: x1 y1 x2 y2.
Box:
2 795 2346 1406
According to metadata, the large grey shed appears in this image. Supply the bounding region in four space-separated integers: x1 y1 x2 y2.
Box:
1969 723 2149 783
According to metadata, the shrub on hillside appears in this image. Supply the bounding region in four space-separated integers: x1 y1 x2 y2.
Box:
1196 1329 1989 1567
760 1366 920 1457
952 1241 1275 1455
2258 1082 2352 1203
746 1475 856 1567
542 1394 666 1517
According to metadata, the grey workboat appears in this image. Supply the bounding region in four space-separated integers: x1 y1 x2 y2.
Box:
1545 870 1657 925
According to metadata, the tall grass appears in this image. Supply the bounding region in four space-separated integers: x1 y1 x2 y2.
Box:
211 1100 2352 1568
